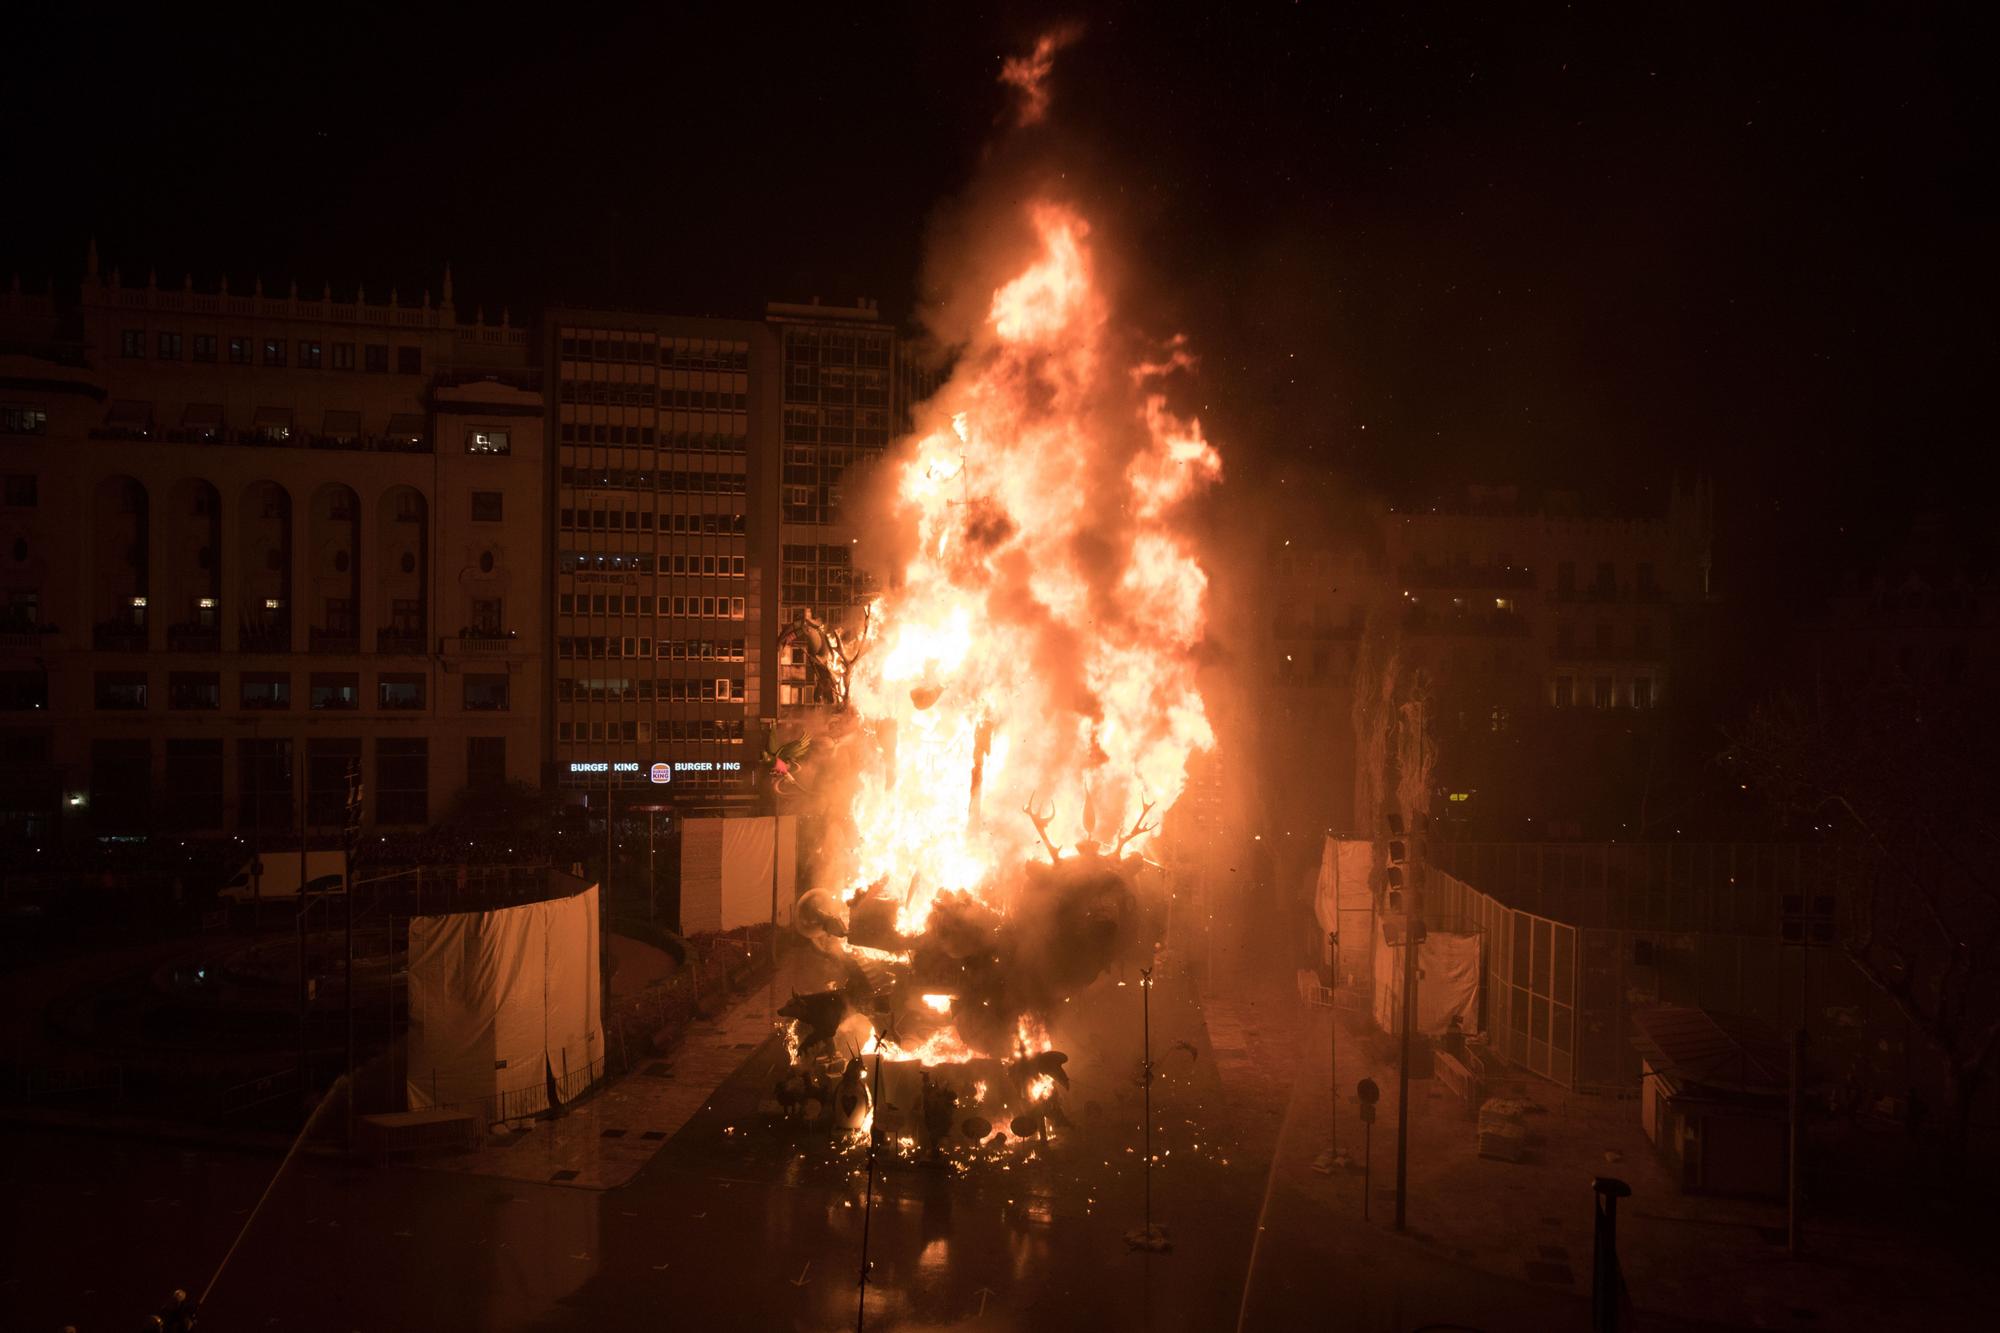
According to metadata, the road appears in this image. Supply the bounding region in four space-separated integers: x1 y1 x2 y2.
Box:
3 967 1648 1332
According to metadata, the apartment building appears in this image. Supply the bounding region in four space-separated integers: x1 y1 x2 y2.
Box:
0 260 543 838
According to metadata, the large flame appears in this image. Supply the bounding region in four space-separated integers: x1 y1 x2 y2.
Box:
840 202 1221 930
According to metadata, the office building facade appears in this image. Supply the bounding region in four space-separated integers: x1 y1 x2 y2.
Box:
544 311 781 810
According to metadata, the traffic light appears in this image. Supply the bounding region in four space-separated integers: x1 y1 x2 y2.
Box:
1384 814 1408 913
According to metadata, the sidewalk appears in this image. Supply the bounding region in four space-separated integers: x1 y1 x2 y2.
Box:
1229 982 1985 1332
407 983 785 1190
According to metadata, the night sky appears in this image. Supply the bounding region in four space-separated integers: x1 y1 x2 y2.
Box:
5 3 1987 588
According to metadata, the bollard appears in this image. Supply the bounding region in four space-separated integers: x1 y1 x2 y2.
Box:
1591 1176 1631 1333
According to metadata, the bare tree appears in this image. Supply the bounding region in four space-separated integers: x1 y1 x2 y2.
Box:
1726 675 2000 1149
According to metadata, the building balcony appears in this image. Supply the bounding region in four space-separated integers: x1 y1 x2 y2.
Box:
309 629 359 654
86 426 434 455
238 627 291 653
93 621 148 651
167 623 221 652
444 629 522 657
1 620 60 650
376 629 426 655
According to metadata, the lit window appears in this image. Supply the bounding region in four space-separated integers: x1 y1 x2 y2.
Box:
466 429 511 455
1 406 48 436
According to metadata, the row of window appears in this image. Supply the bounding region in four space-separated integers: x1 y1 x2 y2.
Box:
119 330 423 374
559 589 747 618
557 426 749 451
559 336 750 369
556 617 746 656
558 510 753 545
1552 676 1655 709
557 466 750 493
557 382 748 412
782 328 890 362
559 719 749 743
90 669 508 711
551 471 751 497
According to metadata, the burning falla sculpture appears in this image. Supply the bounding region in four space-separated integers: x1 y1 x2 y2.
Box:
775 796 1169 1151
767 197 1219 1154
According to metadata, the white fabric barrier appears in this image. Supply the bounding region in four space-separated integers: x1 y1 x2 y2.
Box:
1314 837 1376 989
1371 926 1481 1038
680 815 796 933
405 883 602 1116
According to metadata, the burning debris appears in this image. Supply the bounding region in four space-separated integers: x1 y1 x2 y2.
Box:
765 191 1220 1160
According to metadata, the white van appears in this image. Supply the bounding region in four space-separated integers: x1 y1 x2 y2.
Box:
216 850 348 904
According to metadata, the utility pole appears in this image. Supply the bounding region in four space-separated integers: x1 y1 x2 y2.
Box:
1393 698 1427 1233
1782 887 1831 1258
1329 930 1339 1162
1394 906 1418 1231
764 716 782 978
343 760 362 1151
296 740 312 1096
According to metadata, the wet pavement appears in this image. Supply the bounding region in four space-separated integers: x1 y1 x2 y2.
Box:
7 967 1276 1333
20 952 1958 1331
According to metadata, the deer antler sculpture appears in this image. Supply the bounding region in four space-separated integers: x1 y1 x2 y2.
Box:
1113 797 1158 858
1023 793 1062 863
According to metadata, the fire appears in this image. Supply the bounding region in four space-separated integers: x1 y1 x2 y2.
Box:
840 200 1221 934
869 1023 975 1068
1026 1073 1057 1103
1014 1015 1053 1057
920 993 954 1014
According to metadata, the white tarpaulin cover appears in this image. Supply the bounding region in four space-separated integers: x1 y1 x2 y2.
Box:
405 883 602 1115
680 815 796 934
1371 926 1482 1037
1314 837 1376 989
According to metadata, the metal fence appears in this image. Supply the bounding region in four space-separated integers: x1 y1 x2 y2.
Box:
1427 843 1904 1093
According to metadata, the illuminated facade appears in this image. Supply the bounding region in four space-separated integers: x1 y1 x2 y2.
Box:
0 260 544 837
